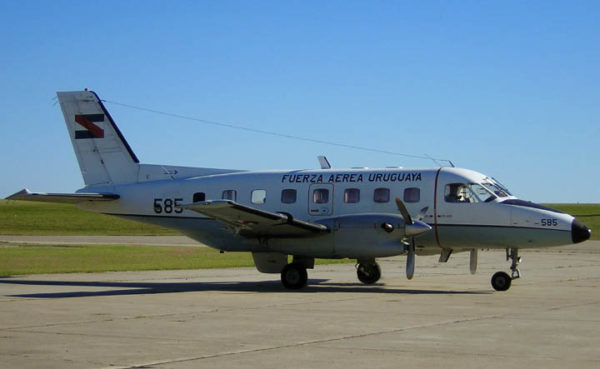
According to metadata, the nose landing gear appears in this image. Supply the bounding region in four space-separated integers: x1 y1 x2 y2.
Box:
491 248 521 291
507 248 521 279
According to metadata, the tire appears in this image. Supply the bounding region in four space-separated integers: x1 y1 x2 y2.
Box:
491 271 512 291
281 264 308 289
357 262 381 284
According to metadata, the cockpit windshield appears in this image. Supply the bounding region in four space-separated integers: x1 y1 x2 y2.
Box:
491 177 512 196
481 180 511 198
445 177 514 203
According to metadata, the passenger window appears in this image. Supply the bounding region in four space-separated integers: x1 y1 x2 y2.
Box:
373 188 390 203
251 189 267 204
222 190 236 201
281 189 297 204
404 187 420 203
313 189 329 204
344 188 360 203
193 192 205 202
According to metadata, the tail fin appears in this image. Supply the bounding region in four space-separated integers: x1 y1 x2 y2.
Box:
57 90 139 186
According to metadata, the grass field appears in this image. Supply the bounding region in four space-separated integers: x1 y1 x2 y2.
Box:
546 203 599 238
0 244 250 276
0 200 176 235
0 200 596 276
0 244 350 276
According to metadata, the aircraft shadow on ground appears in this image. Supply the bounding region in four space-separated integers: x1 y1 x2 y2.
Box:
0 278 488 298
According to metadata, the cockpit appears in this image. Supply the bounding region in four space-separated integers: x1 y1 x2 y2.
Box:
444 178 512 204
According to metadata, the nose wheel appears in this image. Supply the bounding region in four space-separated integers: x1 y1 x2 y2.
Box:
491 248 521 291
491 271 511 291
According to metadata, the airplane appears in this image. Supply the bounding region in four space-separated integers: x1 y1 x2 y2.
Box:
7 90 592 291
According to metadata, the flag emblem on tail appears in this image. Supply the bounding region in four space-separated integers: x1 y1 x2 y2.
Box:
74 114 104 139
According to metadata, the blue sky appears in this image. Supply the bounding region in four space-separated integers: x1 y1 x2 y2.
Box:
1 1 598 202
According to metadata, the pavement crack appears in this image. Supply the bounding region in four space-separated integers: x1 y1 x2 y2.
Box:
104 313 508 369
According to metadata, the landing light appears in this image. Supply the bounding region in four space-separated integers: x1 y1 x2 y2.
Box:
381 223 394 233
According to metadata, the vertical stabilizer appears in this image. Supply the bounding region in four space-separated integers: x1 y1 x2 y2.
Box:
57 90 139 186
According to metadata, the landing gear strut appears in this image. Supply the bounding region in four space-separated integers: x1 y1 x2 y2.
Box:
491 248 521 292
356 261 381 284
507 248 521 279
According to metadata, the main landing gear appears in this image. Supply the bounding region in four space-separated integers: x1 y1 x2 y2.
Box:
491 248 521 292
281 263 308 289
356 261 381 284
280 256 314 289
280 259 382 289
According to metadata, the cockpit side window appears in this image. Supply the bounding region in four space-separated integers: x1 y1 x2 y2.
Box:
445 183 495 203
445 184 468 203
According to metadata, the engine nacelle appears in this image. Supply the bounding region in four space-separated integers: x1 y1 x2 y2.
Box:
268 214 431 259
317 214 409 258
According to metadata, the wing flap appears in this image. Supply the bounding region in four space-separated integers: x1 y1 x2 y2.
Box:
184 200 328 237
6 189 120 204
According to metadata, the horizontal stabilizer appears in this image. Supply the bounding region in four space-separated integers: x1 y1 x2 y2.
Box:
6 189 119 204
185 200 329 237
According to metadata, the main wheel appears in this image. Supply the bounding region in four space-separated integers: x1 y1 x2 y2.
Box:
357 262 381 284
491 271 512 291
281 264 308 289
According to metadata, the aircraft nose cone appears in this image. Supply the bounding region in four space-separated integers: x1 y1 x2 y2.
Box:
572 219 591 244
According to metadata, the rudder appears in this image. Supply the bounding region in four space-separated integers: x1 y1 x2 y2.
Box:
57 90 139 186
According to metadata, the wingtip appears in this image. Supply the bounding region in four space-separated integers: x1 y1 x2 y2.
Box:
5 189 32 200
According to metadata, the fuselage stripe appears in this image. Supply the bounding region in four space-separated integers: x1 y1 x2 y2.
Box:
432 223 571 232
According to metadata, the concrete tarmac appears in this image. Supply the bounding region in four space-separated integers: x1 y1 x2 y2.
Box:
1 241 599 369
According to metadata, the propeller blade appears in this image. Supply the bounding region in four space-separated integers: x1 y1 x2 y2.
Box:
469 249 478 275
406 240 415 280
417 206 429 221
395 197 413 225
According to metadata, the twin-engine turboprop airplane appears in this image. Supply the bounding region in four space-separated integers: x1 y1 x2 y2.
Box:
8 90 591 291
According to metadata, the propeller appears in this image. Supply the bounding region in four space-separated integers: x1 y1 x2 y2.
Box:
395 198 431 237
406 239 416 280
469 249 478 275
395 198 432 280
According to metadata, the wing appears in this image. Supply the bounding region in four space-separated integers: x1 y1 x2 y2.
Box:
184 200 329 238
6 189 120 204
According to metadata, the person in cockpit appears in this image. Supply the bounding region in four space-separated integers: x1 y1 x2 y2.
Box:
445 183 470 203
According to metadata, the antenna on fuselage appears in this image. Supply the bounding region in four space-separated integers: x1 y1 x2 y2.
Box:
424 154 455 168
317 156 331 169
